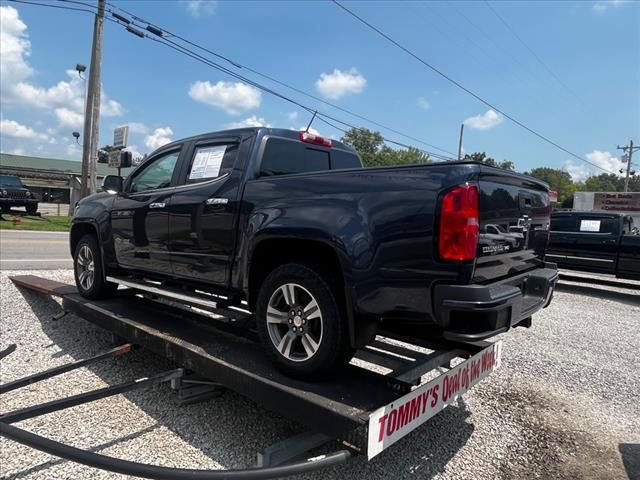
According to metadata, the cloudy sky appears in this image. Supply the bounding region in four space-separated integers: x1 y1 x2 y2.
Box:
0 0 638 180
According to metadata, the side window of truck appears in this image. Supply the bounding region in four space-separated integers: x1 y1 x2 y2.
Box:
550 216 576 232
578 217 618 234
128 150 180 193
185 144 239 184
260 138 329 176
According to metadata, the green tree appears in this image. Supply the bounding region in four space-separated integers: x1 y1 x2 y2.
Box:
97 144 117 163
341 127 430 167
462 151 514 170
526 167 576 203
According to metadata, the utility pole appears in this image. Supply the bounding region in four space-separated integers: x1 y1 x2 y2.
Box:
80 0 106 198
617 140 639 193
457 123 464 161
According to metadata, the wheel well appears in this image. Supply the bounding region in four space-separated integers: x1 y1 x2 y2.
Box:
70 223 97 256
248 239 346 312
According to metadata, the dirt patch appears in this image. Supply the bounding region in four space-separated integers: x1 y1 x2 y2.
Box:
493 384 629 479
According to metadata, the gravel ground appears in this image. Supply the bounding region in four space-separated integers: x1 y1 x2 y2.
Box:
0 269 638 480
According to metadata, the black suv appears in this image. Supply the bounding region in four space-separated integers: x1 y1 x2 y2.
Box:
0 175 38 214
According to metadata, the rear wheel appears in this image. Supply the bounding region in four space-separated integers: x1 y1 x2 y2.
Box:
256 263 352 377
73 234 117 299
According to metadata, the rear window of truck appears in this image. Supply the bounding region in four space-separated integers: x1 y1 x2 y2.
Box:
551 215 619 234
259 137 360 177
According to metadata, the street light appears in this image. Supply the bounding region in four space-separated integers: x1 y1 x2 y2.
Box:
75 63 86 78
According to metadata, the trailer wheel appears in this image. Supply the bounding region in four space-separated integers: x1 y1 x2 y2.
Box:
256 263 351 377
73 234 117 299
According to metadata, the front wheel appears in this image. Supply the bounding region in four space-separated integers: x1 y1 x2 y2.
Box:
256 263 352 377
73 234 117 299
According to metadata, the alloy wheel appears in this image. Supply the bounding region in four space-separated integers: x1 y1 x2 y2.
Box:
266 283 323 362
76 244 95 291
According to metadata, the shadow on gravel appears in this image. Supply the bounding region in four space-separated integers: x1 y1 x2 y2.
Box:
555 282 640 307
559 273 640 291
12 286 475 479
619 443 639 480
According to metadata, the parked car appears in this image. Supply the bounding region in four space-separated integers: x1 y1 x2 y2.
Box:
0 175 38 214
546 211 640 280
71 127 558 376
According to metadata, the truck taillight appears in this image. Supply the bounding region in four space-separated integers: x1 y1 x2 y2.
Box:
439 184 479 261
299 131 332 147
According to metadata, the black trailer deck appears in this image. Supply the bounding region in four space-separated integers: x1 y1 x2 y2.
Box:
2 275 502 478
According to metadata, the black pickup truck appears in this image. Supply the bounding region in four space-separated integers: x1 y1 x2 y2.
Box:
546 211 640 280
71 127 557 375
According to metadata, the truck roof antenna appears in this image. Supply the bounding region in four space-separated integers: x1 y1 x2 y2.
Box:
305 111 317 133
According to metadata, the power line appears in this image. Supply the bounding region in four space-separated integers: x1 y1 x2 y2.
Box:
7 0 455 162
6 0 98 14
483 1 586 108
104 1 456 156
332 0 616 175
446 1 552 92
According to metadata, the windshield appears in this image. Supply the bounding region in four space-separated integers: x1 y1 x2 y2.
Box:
0 176 24 187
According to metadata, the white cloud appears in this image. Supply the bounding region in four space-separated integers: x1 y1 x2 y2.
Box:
0 119 54 143
122 122 149 134
0 7 123 135
593 1 625 12
287 111 299 121
293 126 321 136
184 0 217 17
189 80 261 114
54 107 84 128
101 95 124 117
417 97 430 110
145 127 173 150
563 150 624 181
226 116 272 129
315 68 367 100
7 147 25 155
463 109 503 130
0 6 32 87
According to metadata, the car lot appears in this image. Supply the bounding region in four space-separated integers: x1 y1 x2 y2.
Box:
0 268 638 479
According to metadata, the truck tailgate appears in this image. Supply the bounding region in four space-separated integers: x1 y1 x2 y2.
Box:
473 168 550 283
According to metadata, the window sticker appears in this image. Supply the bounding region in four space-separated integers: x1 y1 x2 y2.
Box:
579 219 601 232
189 145 227 180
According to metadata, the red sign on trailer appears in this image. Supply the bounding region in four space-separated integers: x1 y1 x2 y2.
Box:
367 342 503 459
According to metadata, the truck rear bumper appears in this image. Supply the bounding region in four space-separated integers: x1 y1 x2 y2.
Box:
432 265 558 342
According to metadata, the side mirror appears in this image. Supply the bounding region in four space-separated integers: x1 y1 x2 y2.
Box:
102 175 123 192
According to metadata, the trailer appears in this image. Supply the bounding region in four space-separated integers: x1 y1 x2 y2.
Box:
1 275 503 478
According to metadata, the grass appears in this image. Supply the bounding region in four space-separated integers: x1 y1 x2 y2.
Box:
0 214 72 232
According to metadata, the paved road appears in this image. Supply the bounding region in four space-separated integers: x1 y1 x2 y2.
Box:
0 230 72 270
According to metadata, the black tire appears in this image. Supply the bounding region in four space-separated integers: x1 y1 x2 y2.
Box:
256 263 352 377
25 203 37 215
73 234 117 299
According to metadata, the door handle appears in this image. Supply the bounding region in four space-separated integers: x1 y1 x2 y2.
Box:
206 197 229 206
149 202 166 209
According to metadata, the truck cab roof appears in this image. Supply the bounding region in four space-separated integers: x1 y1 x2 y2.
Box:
158 127 357 155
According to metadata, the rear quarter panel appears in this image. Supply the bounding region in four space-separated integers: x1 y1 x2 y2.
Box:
237 163 479 320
